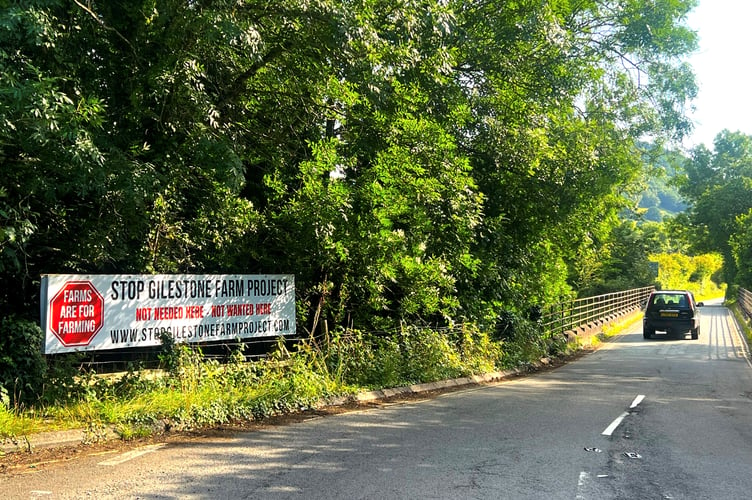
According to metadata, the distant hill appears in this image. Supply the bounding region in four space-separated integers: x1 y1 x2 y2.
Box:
633 145 688 222
638 178 687 221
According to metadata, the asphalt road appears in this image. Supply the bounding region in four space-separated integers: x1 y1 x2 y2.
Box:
3 300 751 499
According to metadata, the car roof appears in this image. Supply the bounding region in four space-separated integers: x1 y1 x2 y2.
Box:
648 291 695 305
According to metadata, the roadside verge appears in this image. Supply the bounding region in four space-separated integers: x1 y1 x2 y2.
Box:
2 311 642 458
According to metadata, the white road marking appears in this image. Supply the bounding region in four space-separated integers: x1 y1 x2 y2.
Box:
576 471 591 499
602 395 646 436
602 411 629 436
630 394 646 408
98 443 166 466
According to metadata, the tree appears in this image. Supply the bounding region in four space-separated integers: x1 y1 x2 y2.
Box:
449 0 697 313
649 252 723 296
730 209 752 288
1 0 701 335
679 131 752 284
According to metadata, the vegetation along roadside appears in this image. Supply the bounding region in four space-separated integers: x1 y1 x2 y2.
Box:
0 319 568 450
3 0 751 464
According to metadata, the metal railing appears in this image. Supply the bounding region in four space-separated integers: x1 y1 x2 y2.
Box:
738 287 752 321
74 287 657 373
540 286 654 339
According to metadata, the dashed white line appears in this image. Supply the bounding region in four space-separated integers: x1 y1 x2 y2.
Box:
602 411 629 436
630 394 645 408
576 471 591 500
602 394 645 436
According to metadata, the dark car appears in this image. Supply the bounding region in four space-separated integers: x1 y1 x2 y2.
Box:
643 290 703 340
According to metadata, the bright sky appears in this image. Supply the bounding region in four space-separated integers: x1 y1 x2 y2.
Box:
684 0 752 149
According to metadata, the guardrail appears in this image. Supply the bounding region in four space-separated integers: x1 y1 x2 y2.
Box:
540 286 654 339
738 287 752 320
77 286 656 372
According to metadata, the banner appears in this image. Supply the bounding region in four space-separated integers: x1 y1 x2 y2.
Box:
41 274 296 354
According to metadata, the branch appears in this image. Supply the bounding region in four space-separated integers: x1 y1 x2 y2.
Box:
218 43 290 108
73 0 135 53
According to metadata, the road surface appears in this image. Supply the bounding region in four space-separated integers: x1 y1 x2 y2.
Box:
2 300 751 499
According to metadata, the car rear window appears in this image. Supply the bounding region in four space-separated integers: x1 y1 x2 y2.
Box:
648 293 690 309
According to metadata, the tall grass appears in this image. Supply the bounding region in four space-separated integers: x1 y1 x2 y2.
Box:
1 323 560 444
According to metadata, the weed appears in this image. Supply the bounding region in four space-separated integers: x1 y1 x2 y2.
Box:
3 322 572 442
115 423 153 441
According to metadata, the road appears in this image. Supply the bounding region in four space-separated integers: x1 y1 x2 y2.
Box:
3 300 751 499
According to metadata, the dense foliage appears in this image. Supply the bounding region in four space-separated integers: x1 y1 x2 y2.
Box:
0 1 701 404
678 131 752 290
0 0 698 324
649 252 724 298
636 146 688 222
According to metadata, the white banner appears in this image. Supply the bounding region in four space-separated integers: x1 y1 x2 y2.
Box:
41 274 296 354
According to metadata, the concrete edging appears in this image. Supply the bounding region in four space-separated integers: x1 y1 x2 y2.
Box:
340 368 524 405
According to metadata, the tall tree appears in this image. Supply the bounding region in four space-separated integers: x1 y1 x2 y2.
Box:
1 0 700 334
447 0 697 315
679 131 752 285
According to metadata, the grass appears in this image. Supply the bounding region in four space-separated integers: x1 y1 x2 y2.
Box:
0 405 41 438
0 323 568 445
728 299 752 346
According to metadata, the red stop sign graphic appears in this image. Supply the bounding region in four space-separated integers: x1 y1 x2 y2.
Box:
49 281 105 347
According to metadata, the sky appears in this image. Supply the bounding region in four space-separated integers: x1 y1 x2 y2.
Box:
684 0 752 149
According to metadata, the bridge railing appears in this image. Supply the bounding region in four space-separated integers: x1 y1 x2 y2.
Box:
738 287 752 321
540 286 654 339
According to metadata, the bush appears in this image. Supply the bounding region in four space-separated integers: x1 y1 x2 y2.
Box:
400 327 464 383
0 316 47 405
40 351 97 405
457 324 504 374
0 320 559 437
322 325 503 389
322 329 404 389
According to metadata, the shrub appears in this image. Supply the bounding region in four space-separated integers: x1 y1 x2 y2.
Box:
499 317 555 368
40 352 93 405
456 324 503 374
322 324 504 388
322 329 404 389
400 326 464 383
0 316 46 405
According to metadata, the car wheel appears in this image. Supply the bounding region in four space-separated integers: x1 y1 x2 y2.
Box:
643 329 653 340
691 327 699 340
